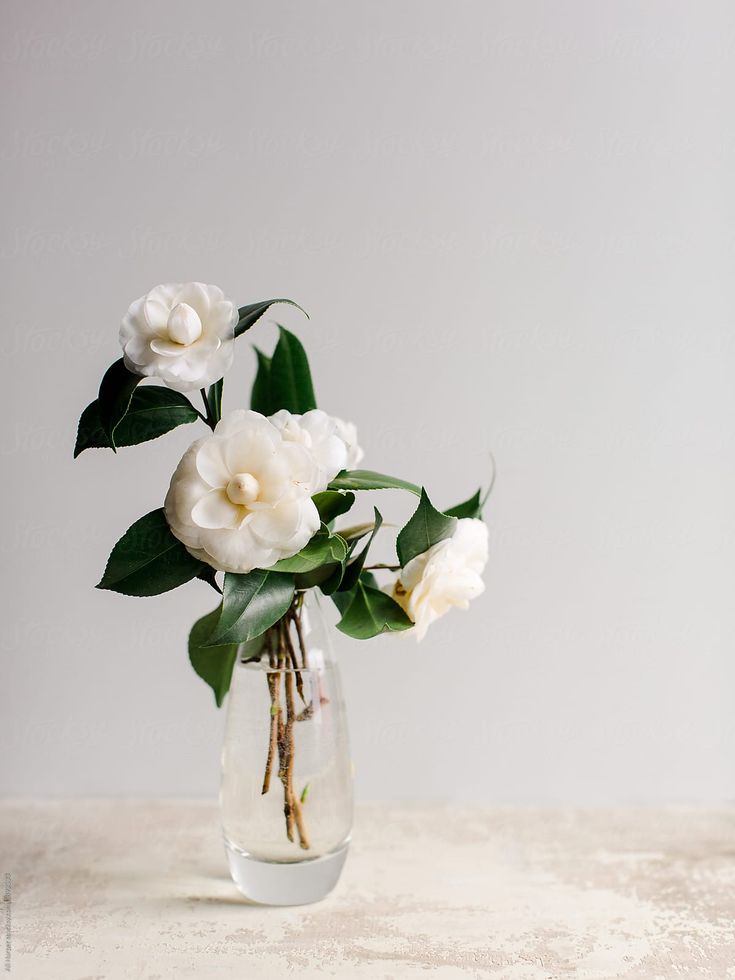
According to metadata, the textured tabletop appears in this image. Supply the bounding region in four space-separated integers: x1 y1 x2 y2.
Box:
2 801 734 979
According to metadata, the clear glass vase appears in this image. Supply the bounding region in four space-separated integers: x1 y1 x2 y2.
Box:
220 591 353 905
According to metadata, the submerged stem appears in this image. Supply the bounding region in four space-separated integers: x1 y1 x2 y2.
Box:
259 605 312 850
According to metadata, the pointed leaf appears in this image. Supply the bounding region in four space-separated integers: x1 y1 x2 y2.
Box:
270 326 317 413
397 489 457 567
205 570 294 646
234 299 308 339
96 509 203 596
338 507 382 592
335 581 413 639
270 525 347 573
206 379 223 425
197 565 222 594
189 610 267 707
445 489 483 520
74 387 199 457
329 470 420 495
98 358 142 449
250 346 273 415
312 490 356 526
188 608 239 707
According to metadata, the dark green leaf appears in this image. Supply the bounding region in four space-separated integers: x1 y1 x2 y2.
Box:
205 570 294 646
444 489 483 519
330 588 353 616
339 507 383 593
250 346 273 415
188 608 239 707
197 565 222 594
189 613 266 707
206 379 223 425
312 490 356 525
234 299 308 339
98 358 142 449
96 509 203 596
329 470 420 495
360 570 379 590
270 525 347 574
74 387 199 457
270 326 317 413
335 581 413 639
396 489 457 567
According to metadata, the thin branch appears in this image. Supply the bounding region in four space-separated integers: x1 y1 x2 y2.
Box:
290 605 310 670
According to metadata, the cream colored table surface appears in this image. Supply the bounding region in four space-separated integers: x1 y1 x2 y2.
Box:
2 801 734 979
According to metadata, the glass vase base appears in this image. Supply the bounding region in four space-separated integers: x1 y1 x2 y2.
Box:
224 838 349 906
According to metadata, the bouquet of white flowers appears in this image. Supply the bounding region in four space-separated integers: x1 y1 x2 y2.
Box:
74 282 489 858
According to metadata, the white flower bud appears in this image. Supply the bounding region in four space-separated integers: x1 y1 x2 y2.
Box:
167 302 202 346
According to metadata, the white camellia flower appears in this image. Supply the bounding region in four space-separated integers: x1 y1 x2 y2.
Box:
164 410 321 573
332 416 364 468
392 518 489 641
120 282 238 393
269 409 363 488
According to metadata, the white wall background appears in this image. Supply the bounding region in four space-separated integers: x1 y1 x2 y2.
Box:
1 0 733 803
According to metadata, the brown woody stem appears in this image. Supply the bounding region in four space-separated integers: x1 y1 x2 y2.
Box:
260 604 312 849
261 666 280 795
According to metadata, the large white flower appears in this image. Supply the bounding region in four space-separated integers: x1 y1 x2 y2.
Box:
392 519 488 641
164 410 320 573
269 409 363 489
120 282 237 393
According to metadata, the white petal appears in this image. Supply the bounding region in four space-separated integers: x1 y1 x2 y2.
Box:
177 282 212 320
250 496 319 551
144 283 181 328
195 439 231 489
191 488 242 530
149 337 185 357
197 525 268 573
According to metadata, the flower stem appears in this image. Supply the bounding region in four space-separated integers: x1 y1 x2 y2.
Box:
199 388 216 431
261 606 312 850
261 634 280 795
275 627 295 843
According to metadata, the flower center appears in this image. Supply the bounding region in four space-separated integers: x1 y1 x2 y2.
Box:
226 473 260 506
167 303 202 346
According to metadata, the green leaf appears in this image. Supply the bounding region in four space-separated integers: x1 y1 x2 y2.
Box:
396 489 457 567
188 608 239 707
250 346 273 415
312 490 356 525
360 570 379 590
270 326 317 413
96 509 203 596
444 489 483 519
335 581 413 639
234 299 308 339
189 612 267 707
339 507 382 593
291 501 355 593
196 565 222 594
206 379 223 425
205 570 295 646
270 525 347 574
328 470 421 495
98 358 142 449
300 562 347 593
74 387 199 457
